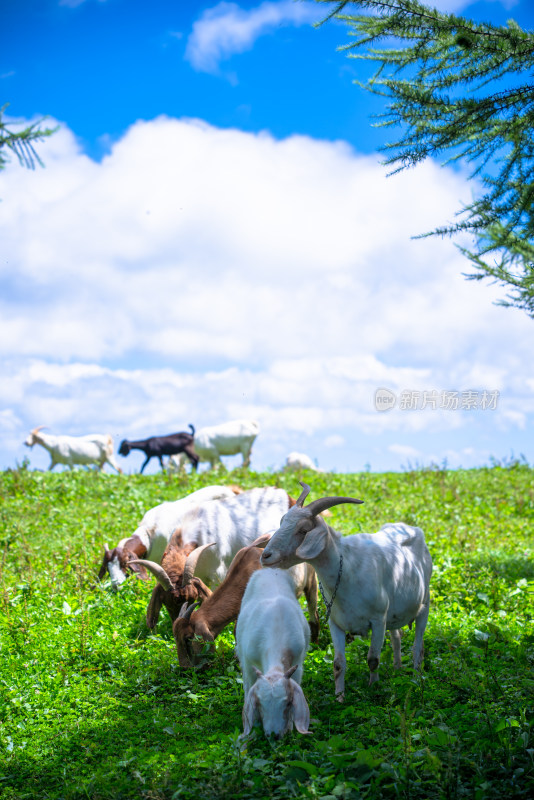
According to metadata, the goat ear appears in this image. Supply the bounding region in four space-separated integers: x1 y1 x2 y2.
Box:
191 576 212 600
195 620 215 642
146 585 164 629
295 517 329 560
291 682 310 734
97 555 109 581
129 561 149 581
242 688 259 736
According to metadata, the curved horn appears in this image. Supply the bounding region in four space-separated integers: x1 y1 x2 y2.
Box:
128 559 173 591
178 600 200 620
182 542 216 587
296 482 311 507
297 481 364 516
304 495 364 516
103 543 110 555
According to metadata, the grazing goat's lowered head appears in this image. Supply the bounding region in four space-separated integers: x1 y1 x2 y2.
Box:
98 540 150 586
131 537 216 624
242 664 310 739
261 482 363 569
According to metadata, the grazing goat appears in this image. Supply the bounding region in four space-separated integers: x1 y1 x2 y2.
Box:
236 567 311 738
24 427 121 473
118 425 199 473
284 452 321 472
97 485 241 587
261 483 432 700
173 536 319 668
171 535 268 669
169 419 259 470
134 487 319 640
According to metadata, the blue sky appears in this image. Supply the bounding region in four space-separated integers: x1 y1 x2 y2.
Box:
1 0 533 474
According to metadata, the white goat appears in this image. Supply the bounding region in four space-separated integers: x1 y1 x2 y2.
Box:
236 567 311 738
98 484 241 587
25 427 121 473
284 452 321 472
261 483 432 700
169 419 260 470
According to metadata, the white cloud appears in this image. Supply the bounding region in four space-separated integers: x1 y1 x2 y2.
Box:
1 115 533 473
185 1 321 74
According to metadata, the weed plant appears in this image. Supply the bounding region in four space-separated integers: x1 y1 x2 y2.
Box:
0 464 533 799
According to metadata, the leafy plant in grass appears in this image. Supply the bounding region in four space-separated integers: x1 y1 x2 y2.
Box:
0 464 533 799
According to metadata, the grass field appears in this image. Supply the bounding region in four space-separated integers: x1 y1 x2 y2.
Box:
0 464 533 799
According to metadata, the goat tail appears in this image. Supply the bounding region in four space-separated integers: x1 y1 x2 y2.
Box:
189 424 195 436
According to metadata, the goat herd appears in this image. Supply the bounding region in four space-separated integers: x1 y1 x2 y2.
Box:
23 421 432 737
24 419 271 474
23 419 322 475
95 482 432 740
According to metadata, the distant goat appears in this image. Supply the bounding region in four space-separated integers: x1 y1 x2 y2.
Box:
168 419 259 471
236 566 311 738
97 485 241 587
171 535 318 669
24 427 121 473
133 487 319 641
284 452 321 472
262 483 432 700
118 425 199 473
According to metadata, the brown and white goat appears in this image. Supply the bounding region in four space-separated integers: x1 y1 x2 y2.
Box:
133 488 320 640
97 485 241 587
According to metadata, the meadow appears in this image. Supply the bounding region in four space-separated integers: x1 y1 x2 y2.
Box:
0 463 533 800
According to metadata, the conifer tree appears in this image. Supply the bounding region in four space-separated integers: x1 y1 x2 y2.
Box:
0 104 56 172
317 0 534 316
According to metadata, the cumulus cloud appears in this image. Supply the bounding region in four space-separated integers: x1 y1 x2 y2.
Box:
185 1 321 74
1 115 532 473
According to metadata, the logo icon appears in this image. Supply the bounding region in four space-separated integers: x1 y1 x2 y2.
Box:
374 388 396 412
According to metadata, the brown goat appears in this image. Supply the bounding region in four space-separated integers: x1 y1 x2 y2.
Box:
169 536 319 669
172 539 268 669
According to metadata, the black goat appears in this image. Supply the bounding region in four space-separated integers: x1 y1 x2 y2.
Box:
119 425 199 473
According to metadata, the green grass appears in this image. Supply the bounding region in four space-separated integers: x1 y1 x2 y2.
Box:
0 464 533 799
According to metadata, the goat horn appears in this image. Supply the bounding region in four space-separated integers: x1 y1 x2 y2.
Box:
128 559 173 591
305 495 364 515
182 542 216 587
296 482 311 507
298 481 364 516
248 532 272 549
284 665 298 680
179 600 200 620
